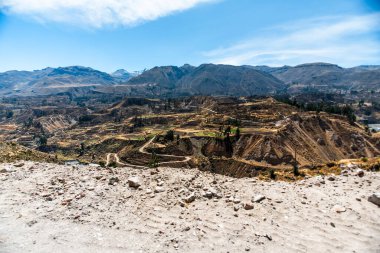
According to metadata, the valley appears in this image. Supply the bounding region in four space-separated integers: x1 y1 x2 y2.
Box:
1 93 379 180
1 63 380 253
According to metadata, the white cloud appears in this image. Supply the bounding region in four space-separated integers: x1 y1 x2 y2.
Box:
0 0 215 28
204 13 380 67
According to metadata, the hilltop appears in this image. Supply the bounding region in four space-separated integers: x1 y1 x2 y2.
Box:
1 62 379 97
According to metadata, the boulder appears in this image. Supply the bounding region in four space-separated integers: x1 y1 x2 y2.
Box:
252 195 266 203
183 193 196 203
243 203 254 210
368 193 380 207
356 169 364 177
109 177 120 186
154 186 165 193
127 176 141 188
332 205 346 213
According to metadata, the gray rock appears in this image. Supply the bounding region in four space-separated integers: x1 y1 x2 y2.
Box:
14 163 25 167
368 193 380 207
252 195 266 203
127 176 141 188
0 166 13 173
154 186 165 193
332 205 346 213
109 177 120 186
203 191 213 198
356 169 365 177
183 193 196 203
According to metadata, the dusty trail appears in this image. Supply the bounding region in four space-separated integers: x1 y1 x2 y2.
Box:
106 136 191 168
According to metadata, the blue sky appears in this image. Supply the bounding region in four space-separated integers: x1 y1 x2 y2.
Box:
0 0 379 72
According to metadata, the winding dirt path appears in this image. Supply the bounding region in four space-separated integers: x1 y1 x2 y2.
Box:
106 136 191 168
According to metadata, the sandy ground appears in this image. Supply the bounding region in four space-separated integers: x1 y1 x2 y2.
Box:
0 162 379 253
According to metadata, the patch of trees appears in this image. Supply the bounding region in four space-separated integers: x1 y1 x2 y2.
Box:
275 95 356 123
133 116 144 128
6 110 13 119
78 114 95 123
33 109 48 118
164 130 174 142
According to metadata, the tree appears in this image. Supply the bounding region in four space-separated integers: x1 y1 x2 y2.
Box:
37 135 48 147
293 164 300 176
164 130 174 142
224 133 233 155
79 142 85 156
6 110 13 119
235 127 241 140
269 169 276 180
148 151 159 168
224 126 231 136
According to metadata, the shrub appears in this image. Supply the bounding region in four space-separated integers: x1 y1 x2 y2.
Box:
269 169 276 180
164 130 174 142
293 164 300 176
108 161 117 168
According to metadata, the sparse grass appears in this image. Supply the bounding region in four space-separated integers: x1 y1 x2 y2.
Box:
0 142 53 163
194 131 218 137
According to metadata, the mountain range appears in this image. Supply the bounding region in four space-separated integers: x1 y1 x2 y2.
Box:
0 63 379 97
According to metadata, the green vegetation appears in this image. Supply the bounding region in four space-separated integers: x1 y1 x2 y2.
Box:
6 110 13 119
148 151 159 168
293 164 300 176
235 127 241 140
269 169 276 180
37 135 48 147
275 95 356 123
164 130 174 142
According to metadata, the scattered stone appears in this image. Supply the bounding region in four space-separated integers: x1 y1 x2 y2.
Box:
127 176 141 188
368 193 380 207
243 203 254 210
154 186 165 193
183 193 196 203
233 198 241 204
109 177 120 186
356 169 364 177
327 176 335 181
203 191 213 198
61 198 72 205
75 192 85 200
0 167 12 173
26 220 38 227
41 192 51 197
252 195 266 203
332 205 346 213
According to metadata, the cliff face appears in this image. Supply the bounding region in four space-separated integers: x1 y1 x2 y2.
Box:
194 114 380 168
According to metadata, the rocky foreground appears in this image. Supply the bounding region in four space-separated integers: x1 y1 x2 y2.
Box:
0 162 379 253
